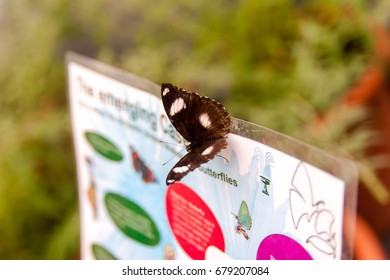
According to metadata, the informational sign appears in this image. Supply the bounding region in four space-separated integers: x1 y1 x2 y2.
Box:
67 52 358 260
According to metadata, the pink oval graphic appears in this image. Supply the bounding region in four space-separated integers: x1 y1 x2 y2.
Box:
257 234 313 260
166 182 225 260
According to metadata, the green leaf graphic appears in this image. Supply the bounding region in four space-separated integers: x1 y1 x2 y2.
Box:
85 131 123 161
105 193 160 246
91 244 117 260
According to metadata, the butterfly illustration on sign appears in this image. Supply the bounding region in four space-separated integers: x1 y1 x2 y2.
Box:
85 156 98 219
289 162 337 258
129 145 157 183
232 200 252 240
161 83 231 186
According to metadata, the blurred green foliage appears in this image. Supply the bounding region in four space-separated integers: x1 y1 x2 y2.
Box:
0 0 389 259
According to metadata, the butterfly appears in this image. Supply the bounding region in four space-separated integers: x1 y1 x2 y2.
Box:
130 145 157 183
232 200 252 240
161 83 231 186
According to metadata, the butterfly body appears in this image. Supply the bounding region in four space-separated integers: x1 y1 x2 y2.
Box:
161 83 231 186
235 224 250 240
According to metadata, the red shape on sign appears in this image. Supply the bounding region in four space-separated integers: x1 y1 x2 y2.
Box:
166 182 225 260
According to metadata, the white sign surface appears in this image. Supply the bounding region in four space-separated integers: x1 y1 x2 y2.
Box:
68 57 351 260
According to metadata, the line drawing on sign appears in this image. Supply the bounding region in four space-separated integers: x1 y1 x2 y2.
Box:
289 162 337 258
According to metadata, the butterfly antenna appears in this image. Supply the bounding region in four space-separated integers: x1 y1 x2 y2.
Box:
231 212 238 219
159 140 183 147
217 154 229 163
162 148 186 166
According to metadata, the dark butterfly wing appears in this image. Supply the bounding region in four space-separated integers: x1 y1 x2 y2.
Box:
165 137 227 185
161 83 231 186
161 83 231 143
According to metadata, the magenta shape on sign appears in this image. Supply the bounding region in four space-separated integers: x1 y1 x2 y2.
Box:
257 234 313 260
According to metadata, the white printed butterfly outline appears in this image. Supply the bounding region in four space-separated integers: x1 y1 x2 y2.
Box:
161 83 231 186
289 162 337 258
